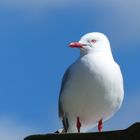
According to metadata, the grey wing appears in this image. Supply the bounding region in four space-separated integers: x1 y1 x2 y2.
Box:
58 67 71 118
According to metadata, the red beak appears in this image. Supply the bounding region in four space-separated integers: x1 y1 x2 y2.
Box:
69 42 85 48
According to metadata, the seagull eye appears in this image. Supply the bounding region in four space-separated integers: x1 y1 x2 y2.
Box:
91 39 96 43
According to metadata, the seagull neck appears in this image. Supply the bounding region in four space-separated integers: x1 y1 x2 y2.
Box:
79 49 114 60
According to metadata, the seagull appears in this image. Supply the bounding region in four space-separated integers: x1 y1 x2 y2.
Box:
58 32 124 133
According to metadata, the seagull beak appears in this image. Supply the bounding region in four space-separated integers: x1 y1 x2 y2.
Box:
69 42 86 48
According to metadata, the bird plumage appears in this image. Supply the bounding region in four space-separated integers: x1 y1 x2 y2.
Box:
58 32 124 133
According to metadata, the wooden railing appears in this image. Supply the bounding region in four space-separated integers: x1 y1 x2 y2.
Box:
24 122 140 140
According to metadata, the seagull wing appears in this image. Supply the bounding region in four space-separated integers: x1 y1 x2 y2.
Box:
58 66 71 118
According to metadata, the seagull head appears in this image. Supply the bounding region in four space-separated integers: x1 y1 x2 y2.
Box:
69 32 111 55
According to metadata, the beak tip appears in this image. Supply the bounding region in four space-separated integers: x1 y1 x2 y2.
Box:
69 42 75 47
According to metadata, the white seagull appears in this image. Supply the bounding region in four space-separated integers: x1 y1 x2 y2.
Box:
58 32 124 133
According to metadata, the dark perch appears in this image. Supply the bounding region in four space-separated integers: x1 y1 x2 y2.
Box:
24 122 140 140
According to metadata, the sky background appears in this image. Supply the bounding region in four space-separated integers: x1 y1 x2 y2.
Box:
0 0 140 139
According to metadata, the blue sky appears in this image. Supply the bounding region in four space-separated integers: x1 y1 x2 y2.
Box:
0 0 140 139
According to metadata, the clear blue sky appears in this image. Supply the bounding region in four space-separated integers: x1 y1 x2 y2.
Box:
0 0 140 139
